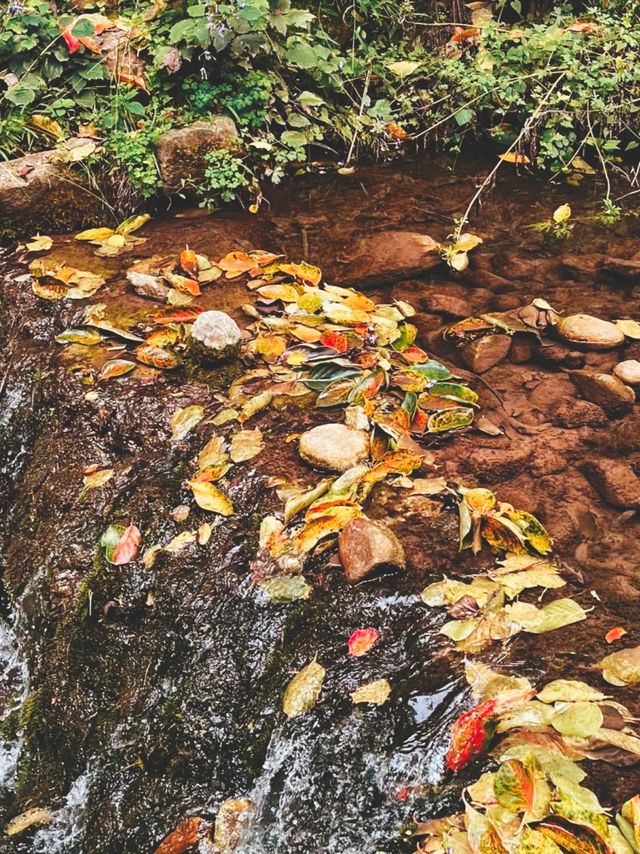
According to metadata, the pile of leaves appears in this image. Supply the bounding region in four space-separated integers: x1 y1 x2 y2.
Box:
414 662 640 854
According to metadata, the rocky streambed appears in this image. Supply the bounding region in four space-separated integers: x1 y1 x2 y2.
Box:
1 158 640 852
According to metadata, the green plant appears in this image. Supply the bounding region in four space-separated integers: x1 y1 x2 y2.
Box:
183 70 273 129
595 198 622 226
199 149 252 207
530 202 574 240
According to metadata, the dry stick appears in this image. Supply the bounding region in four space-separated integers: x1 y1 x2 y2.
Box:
586 109 611 202
453 70 568 244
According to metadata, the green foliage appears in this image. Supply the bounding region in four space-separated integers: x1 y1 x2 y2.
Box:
1 0 639 211
199 149 251 206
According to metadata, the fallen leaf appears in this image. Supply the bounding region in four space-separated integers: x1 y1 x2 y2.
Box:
171 405 204 441
97 359 136 381
599 645 640 687
83 468 114 489
616 319 640 340
258 575 312 603
116 213 150 236
536 680 606 704
553 203 572 223
55 328 102 346
153 816 205 854
197 523 212 545
5 807 53 837
348 627 380 657
283 660 325 718
499 152 531 164
189 481 234 515
179 247 198 278
112 524 141 565
351 678 391 706
229 428 264 463
25 234 53 252
212 798 252 851
606 627 628 644
551 702 604 738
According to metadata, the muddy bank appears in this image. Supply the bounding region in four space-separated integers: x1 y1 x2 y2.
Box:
1 158 640 852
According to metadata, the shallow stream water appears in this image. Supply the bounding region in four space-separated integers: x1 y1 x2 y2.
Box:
1 156 640 852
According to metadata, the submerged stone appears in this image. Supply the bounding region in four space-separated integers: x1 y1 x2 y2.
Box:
339 517 405 584
189 310 242 365
298 423 369 472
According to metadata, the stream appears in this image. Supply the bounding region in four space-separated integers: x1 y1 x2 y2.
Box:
1 155 640 852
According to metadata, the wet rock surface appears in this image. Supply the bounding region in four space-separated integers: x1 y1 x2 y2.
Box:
2 160 640 853
299 423 369 472
338 518 406 584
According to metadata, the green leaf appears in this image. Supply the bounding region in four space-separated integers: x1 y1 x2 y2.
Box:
551 702 603 738
258 575 312 604
493 758 535 813
455 107 474 126
4 83 36 106
281 130 308 148
298 90 324 106
286 41 317 69
100 524 125 564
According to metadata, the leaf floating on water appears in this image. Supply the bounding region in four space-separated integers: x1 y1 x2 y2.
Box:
348 627 380 657
25 234 53 252
258 574 312 603
283 660 325 718
83 468 114 489
351 678 391 706
153 816 205 854
525 598 587 634
189 481 234 515
100 524 124 564
599 646 640 687
229 428 264 463
606 627 627 644
171 405 204 441
55 328 103 346
112 524 141 565
97 359 136 381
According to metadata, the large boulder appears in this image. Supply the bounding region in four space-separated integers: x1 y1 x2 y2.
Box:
0 149 102 241
156 119 239 193
338 230 441 288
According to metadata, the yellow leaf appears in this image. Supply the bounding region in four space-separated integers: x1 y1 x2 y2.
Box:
82 468 114 489
449 252 469 272
351 678 391 705
170 405 204 441
25 234 53 252
189 481 234 515
31 114 64 139
75 227 116 242
116 213 151 236
553 204 572 223
499 152 531 164
283 660 325 718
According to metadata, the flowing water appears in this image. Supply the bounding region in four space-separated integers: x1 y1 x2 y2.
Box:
1 156 640 852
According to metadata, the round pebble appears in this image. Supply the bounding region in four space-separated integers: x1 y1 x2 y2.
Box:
614 360 640 386
557 314 624 350
299 423 369 472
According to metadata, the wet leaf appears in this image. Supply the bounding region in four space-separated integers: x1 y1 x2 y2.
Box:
26 234 53 252
55 327 103 346
240 391 273 421
229 428 264 463
429 382 478 406
447 699 499 771
599 646 640 687
255 334 287 363
189 481 234 515
171 405 204 441
502 508 552 554
499 151 530 164
83 468 114 489
427 407 474 433
283 660 325 718
115 213 151 236
493 758 535 813
127 271 170 301
135 344 181 370
552 703 604 738
179 247 198 278
76 227 116 242
258 575 312 603
351 678 391 706
537 680 606 705
348 627 380 657
98 359 136 381
100 524 124 563
536 816 613 854
526 598 587 634
112 524 141 565
553 203 572 223
606 627 628 644
165 272 201 296
212 797 253 850
198 435 228 471
32 280 67 300
164 530 197 554
615 319 640 340
153 816 205 854
278 261 322 286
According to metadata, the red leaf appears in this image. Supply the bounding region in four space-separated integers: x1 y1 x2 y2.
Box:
348 627 380 657
320 331 349 352
112 524 141 565
446 698 498 771
606 626 627 643
150 307 204 324
61 29 80 53
154 816 206 854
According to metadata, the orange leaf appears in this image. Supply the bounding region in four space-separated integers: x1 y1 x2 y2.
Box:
348 627 380 657
166 272 201 296
320 331 349 352
112 524 141 565
402 346 428 364
255 334 287 364
179 248 198 278
278 261 322 287
117 71 147 91
606 626 627 644
154 817 205 854
78 36 102 54
343 293 376 312
451 26 480 42
385 122 412 141
499 152 531 164
218 251 254 276
150 307 203 324
135 344 181 369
